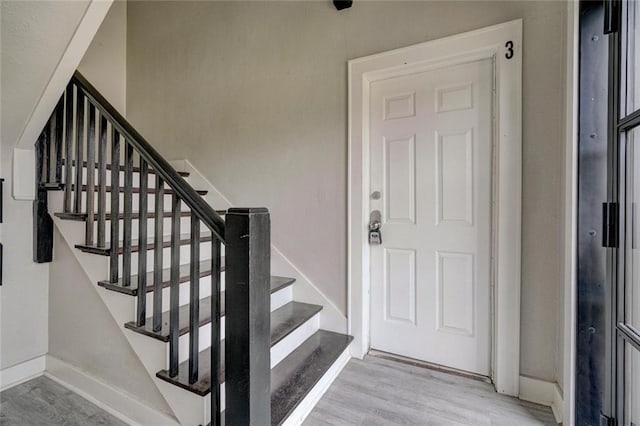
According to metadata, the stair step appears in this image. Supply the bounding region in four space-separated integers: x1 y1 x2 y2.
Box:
42 183 64 190
270 331 353 425
62 159 190 177
123 282 306 342
97 259 224 295
70 184 207 195
155 302 324 396
76 232 213 256
54 209 226 221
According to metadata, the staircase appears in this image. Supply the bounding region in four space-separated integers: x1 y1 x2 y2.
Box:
34 71 353 425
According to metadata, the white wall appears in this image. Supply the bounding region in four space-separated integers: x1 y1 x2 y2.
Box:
126 1 565 384
0 0 91 373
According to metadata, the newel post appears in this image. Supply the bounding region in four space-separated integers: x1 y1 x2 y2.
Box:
33 136 53 263
225 208 271 425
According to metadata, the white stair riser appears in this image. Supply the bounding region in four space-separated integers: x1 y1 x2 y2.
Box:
144 275 216 314
271 285 293 311
77 192 200 214
176 321 216 363
92 216 193 242
117 241 213 276
271 313 320 368
174 309 319 366
142 280 291 325
71 166 164 188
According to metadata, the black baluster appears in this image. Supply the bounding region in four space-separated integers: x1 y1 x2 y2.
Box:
153 176 164 332
74 92 84 213
63 84 74 213
189 213 200 384
97 116 107 248
211 238 221 425
169 194 181 377
122 142 134 286
85 104 96 245
137 159 149 326
41 119 50 185
54 96 64 184
110 129 121 283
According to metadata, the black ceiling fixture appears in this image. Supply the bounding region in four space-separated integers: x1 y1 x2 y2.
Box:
333 0 352 11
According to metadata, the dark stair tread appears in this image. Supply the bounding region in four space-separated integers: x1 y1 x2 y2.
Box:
270 302 322 346
42 183 64 190
270 330 353 425
155 302 324 396
157 343 223 396
54 209 226 221
62 159 190 177
124 288 310 343
100 261 293 296
70 184 207 195
76 232 213 256
98 259 225 295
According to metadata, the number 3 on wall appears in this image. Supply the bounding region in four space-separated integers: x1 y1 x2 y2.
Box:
505 40 514 59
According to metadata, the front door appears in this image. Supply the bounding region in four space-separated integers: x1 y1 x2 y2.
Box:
369 58 493 376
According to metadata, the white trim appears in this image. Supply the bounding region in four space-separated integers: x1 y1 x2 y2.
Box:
12 0 113 200
552 382 564 424
562 2 579 425
169 158 348 334
0 355 46 391
348 20 523 396
280 346 351 426
45 355 179 426
518 375 564 424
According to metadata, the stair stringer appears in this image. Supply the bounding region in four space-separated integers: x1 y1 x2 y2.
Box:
48 191 209 426
169 159 347 334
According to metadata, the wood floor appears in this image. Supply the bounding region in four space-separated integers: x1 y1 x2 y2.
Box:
0 357 557 426
304 355 558 426
0 376 126 426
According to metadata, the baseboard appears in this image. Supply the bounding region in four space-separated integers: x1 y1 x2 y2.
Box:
281 346 351 426
519 375 563 424
169 158 348 335
45 355 179 426
551 382 564 424
0 355 46 391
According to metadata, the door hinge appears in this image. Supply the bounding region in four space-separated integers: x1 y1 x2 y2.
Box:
602 202 619 248
600 413 616 426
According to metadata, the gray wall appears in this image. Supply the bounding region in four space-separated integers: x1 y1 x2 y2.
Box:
126 1 565 383
78 0 127 115
48 230 173 416
0 0 90 372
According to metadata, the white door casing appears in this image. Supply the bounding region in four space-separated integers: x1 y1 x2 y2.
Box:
348 20 522 395
369 59 493 376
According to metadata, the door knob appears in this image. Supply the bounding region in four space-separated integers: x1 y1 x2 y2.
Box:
369 210 382 245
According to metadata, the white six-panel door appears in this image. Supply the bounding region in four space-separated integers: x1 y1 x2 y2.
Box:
369 58 493 376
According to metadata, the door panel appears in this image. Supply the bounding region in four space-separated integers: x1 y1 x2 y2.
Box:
369 59 493 376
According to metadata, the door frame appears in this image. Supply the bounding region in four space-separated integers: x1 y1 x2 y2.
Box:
347 19 523 396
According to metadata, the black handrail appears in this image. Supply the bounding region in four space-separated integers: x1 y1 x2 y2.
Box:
70 71 226 242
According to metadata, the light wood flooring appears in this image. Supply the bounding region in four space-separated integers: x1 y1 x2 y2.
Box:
0 376 126 426
304 355 558 426
0 357 558 425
